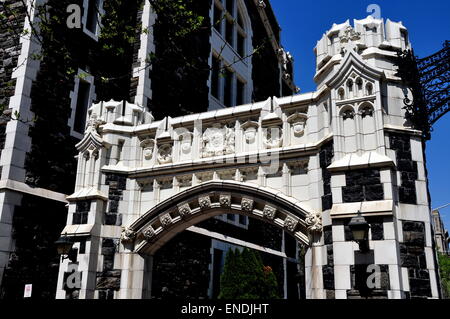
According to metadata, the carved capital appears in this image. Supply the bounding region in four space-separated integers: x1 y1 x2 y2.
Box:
120 227 136 244
306 212 323 233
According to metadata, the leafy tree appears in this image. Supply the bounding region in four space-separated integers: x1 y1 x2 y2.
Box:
438 253 450 298
218 248 280 299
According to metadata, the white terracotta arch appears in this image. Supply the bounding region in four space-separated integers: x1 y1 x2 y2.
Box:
121 181 322 255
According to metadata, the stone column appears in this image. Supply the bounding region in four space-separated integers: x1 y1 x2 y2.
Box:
305 233 326 299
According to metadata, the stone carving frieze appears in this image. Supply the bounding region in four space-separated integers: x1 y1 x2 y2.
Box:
157 144 173 164
263 126 283 149
140 139 155 161
202 124 235 157
287 113 308 138
241 121 259 144
179 132 193 154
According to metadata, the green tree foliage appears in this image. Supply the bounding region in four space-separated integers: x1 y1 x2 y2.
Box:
438 253 450 298
218 248 280 299
149 0 211 119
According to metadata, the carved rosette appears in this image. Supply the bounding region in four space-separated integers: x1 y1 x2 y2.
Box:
157 144 173 164
159 214 173 228
177 203 191 218
305 212 323 233
143 226 155 241
263 205 277 220
198 196 212 209
120 228 136 244
241 198 254 212
284 216 298 232
219 194 231 207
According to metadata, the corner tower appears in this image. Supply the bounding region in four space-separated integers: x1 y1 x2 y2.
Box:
315 16 439 299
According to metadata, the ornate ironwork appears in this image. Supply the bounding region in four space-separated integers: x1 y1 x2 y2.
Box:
395 41 449 140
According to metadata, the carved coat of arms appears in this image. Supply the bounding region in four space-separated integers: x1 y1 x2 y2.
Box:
202 124 235 157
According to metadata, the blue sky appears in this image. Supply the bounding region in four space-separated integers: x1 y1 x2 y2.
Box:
270 0 450 228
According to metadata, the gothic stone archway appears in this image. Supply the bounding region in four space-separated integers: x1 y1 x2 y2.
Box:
121 181 322 255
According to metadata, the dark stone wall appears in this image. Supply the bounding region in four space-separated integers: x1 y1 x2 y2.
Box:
24 0 142 193
0 1 26 173
96 238 121 299
400 221 432 298
0 1 25 111
128 5 144 101
152 216 303 299
341 217 385 242
244 0 282 102
322 226 335 298
151 231 211 299
0 195 67 299
149 0 212 119
320 142 334 211
93 0 143 102
104 173 127 226
389 133 418 204
347 263 390 299
342 169 384 203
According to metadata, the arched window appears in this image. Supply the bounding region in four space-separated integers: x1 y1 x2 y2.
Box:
338 88 345 101
366 83 373 96
347 79 354 93
210 0 251 108
356 78 363 95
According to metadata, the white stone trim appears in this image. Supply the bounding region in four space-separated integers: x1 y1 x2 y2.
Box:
68 68 96 139
133 0 156 108
0 179 68 203
81 0 104 41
